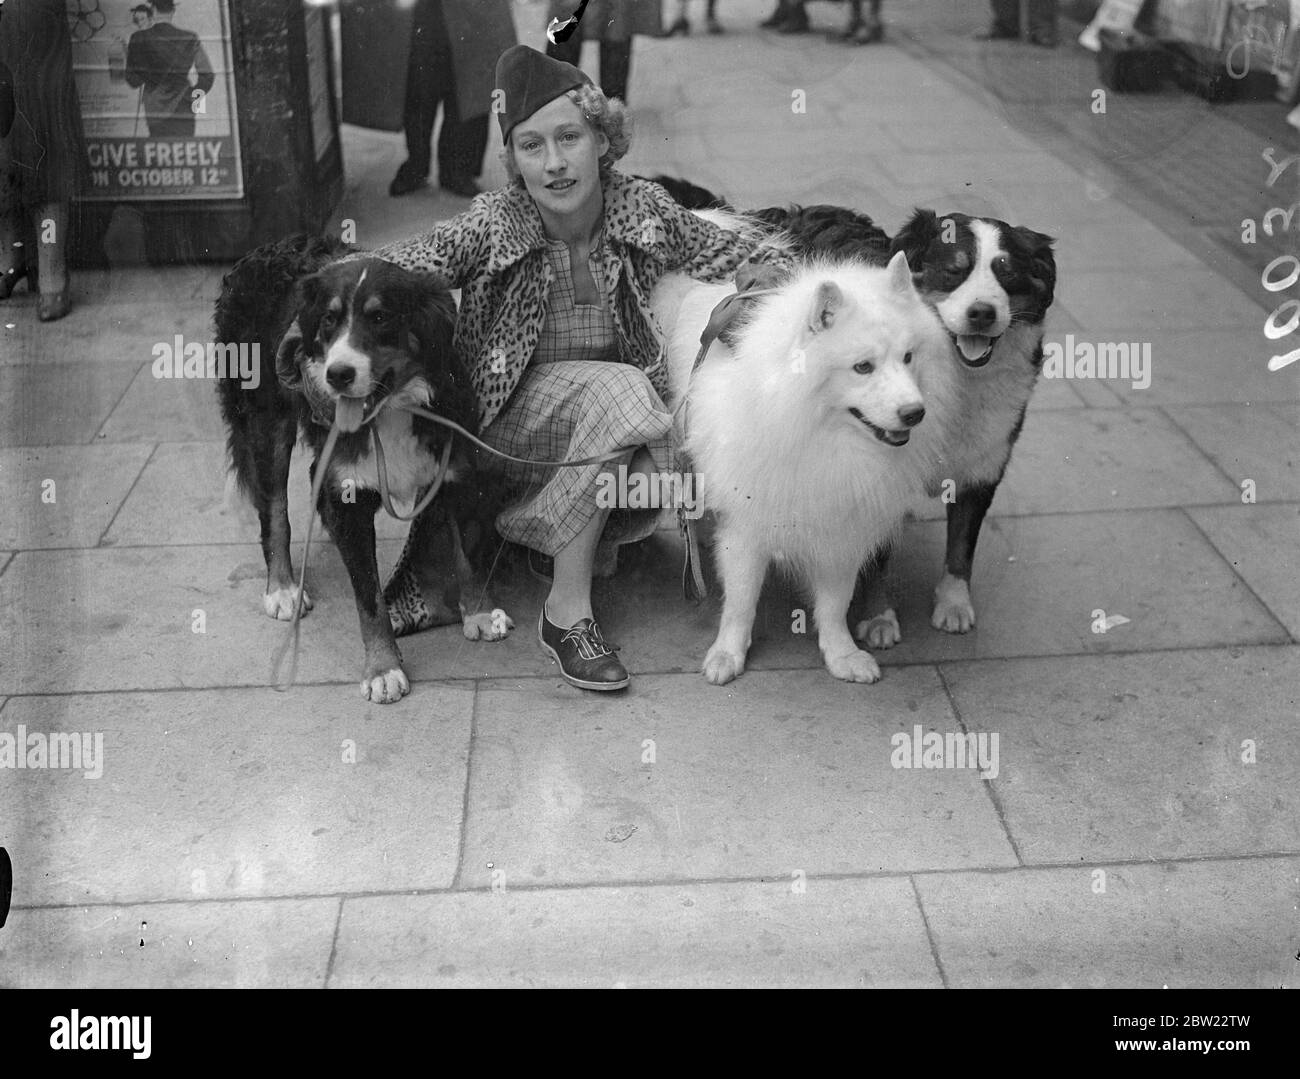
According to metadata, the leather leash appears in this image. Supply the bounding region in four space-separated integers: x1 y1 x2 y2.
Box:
673 286 779 602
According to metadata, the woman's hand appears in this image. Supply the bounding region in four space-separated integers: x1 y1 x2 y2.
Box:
735 260 786 294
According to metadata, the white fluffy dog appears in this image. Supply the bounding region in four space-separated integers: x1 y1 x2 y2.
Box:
652 252 958 685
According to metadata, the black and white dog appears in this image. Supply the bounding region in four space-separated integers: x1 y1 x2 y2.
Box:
215 235 512 704
886 210 1056 635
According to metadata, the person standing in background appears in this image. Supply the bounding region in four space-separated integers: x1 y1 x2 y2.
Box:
760 0 807 33
123 0 215 137
979 0 1059 46
390 0 517 198
545 0 662 104
835 0 884 44
0 0 88 321
661 0 724 36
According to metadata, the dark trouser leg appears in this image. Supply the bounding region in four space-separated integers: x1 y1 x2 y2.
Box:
399 0 447 181
599 39 632 103
1029 0 1059 41
988 0 1020 35
436 108 489 182
761 1 791 28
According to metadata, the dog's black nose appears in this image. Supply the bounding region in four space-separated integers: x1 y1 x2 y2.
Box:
898 405 925 428
326 363 356 390
966 302 997 330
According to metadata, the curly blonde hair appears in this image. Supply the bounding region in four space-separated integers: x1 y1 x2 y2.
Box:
500 84 632 185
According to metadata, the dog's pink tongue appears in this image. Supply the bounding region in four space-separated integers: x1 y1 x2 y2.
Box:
957 335 991 362
334 396 366 434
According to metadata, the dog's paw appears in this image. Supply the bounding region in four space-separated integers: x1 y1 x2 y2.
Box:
263 585 312 621
854 608 901 650
360 666 410 704
825 648 882 683
932 575 975 634
462 608 514 642
702 646 745 686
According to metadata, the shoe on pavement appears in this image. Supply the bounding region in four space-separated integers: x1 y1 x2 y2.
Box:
388 165 427 197
538 607 630 691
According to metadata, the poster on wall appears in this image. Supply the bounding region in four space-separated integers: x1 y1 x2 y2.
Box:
1222 0 1300 94
68 0 244 201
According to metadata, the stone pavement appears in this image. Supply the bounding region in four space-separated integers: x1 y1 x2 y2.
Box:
1 0 1297 988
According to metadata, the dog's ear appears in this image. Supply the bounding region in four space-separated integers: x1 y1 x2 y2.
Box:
889 209 940 274
808 280 844 333
408 281 475 426
275 272 324 389
406 279 457 357
1015 226 1056 308
886 250 919 301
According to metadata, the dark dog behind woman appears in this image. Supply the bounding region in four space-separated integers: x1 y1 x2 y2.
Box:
365 45 784 692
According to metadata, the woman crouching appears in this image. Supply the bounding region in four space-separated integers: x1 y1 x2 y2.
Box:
379 45 781 691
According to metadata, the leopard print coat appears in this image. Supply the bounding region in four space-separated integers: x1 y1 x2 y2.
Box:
369 169 776 430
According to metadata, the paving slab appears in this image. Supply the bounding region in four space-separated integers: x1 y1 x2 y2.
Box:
0 444 152 549
331 877 941 988
969 181 1178 235
671 130 901 193
74 265 227 306
98 365 229 443
1050 220 1207 274
0 362 141 447
0 685 472 905
1189 504 1300 639
1083 327 1300 405
1056 268 1265 333
103 441 408 546
878 149 1082 190
917 857 1300 988
939 646 1300 864
0 898 338 989
910 407 1233 520
1164 404 1299 501
0 301 214 368
460 667 1014 888
972 408 1238 515
0 540 547 693
873 117 1038 156
847 510 1290 666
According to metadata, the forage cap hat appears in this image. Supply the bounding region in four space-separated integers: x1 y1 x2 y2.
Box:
494 45 592 142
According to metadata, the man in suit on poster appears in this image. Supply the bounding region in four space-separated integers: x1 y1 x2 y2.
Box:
125 0 214 137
